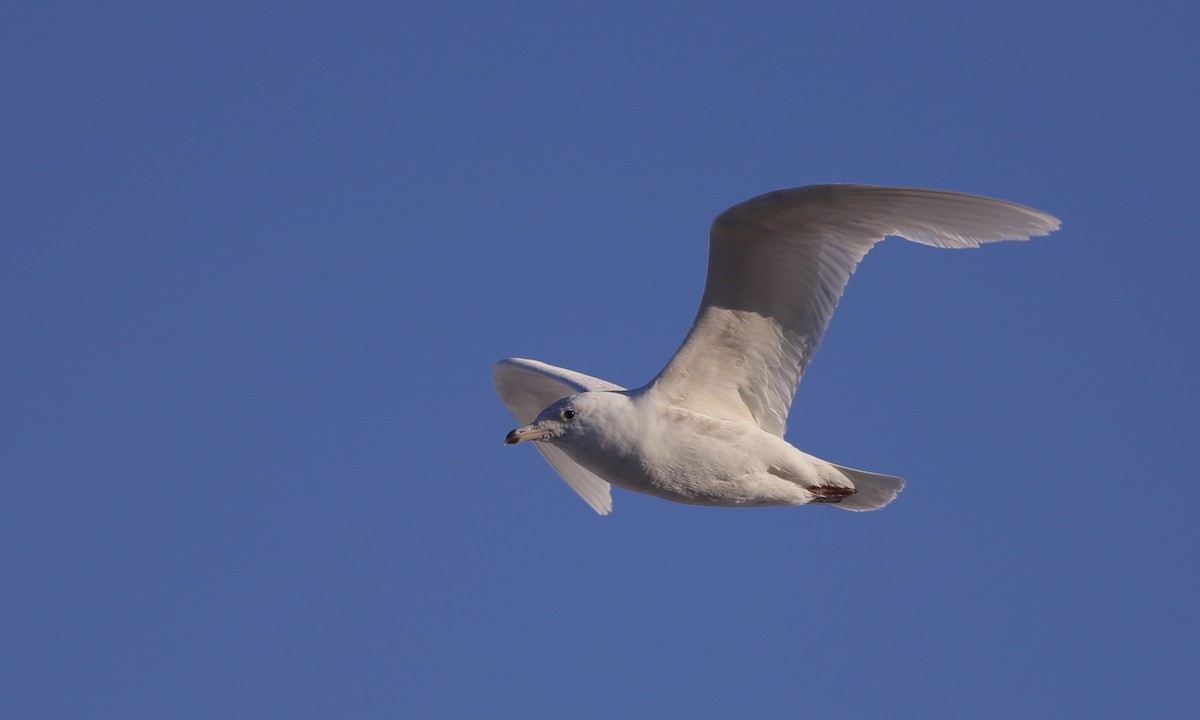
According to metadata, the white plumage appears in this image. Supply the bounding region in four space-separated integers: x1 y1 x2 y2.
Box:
495 184 1060 514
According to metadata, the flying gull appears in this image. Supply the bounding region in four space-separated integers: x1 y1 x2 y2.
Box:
494 184 1060 514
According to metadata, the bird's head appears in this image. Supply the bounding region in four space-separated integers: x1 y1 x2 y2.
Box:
503 391 621 446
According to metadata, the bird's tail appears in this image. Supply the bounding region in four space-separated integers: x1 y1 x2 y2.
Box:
827 463 905 511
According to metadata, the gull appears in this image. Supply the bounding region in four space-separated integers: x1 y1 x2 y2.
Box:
494 184 1059 515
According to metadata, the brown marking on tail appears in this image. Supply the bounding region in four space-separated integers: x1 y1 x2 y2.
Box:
810 486 857 504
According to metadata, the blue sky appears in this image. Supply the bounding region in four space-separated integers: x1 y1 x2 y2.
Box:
3 1 1197 717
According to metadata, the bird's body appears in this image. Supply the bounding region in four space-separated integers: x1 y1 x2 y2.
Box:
546 389 865 507
557 390 809 506
495 184 1060 515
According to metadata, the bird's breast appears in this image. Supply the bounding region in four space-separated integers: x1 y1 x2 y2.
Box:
565 405 768 503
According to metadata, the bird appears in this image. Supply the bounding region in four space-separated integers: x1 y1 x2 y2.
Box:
494 184 1060 515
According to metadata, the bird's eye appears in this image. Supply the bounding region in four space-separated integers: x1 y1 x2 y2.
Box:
563 409 576 420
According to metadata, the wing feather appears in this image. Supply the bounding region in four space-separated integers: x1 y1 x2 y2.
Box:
650 185 1060 435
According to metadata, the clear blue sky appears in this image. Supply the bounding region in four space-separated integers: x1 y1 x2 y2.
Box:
3 1 1197 718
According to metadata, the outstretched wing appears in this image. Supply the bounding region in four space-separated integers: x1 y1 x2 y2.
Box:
650 185 1060 436
492 358 625 515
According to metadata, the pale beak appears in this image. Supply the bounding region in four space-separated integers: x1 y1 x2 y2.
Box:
504 423 546 445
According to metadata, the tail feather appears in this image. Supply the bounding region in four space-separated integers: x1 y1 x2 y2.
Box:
828 463 905 511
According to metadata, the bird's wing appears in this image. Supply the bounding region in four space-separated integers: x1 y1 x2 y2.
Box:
650 185 1060 436
493 358 625 515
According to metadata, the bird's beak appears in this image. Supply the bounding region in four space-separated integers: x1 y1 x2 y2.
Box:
505 423 546 445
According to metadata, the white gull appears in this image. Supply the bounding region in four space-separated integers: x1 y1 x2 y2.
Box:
494 184 1060 514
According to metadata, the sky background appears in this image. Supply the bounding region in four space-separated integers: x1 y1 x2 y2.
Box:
3 1 1198 718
